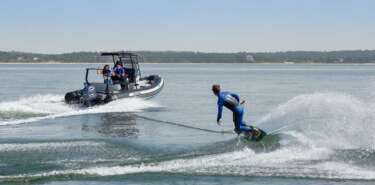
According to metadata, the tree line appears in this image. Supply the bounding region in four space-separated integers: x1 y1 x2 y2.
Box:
0 50 375 63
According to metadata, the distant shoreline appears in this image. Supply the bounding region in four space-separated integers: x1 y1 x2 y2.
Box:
1 50 375 64
1 62 375 65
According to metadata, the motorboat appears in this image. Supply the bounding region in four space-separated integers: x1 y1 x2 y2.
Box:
65 52 164 106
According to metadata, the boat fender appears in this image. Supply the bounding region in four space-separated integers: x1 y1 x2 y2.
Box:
64 91 81 104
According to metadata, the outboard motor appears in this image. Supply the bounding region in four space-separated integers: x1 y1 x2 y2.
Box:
82 84 97 106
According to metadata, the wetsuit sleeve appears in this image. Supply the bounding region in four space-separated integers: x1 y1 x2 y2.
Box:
217 99 223 122
231 93 240 102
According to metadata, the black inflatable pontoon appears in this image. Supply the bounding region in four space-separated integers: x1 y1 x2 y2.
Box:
65 52 164 106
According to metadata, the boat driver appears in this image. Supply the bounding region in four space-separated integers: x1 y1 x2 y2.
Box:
112 61 129 90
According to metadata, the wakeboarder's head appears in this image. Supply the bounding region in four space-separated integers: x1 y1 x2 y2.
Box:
212 84 221 96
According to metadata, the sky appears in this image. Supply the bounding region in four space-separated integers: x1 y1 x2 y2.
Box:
0 0 374 53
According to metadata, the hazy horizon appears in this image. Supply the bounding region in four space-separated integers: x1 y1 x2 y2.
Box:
0 0 374 53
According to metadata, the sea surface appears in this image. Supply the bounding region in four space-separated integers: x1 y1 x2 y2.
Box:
0 63 375 185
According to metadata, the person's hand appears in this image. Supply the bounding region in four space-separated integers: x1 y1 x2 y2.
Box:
217 120 222 126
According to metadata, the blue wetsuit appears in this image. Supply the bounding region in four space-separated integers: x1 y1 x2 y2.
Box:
216 91 252 133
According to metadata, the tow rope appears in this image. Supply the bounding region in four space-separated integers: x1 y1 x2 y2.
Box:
135 115 233 134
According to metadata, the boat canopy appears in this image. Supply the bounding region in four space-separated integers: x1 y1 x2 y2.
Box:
100 51 142 82
101 51 138 56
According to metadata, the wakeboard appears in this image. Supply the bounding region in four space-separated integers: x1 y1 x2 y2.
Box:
239 125 267 142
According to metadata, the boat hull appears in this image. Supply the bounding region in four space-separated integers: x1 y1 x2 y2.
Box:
65 75 164 107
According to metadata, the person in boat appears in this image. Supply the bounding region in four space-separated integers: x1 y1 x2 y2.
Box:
212 84 259 135
112 61 129 90
102 64 112 85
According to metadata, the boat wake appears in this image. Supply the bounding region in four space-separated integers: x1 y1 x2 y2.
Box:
257 92 375 149
0 94 159 126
